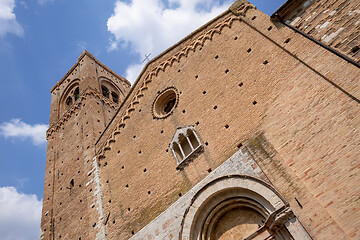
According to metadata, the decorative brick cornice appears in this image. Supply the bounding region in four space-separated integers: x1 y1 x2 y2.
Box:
95 10 250 159
229 0 256 16
51 50 131 93
46 87 118 139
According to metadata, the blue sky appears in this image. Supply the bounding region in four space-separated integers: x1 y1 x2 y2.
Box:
0 0 285 238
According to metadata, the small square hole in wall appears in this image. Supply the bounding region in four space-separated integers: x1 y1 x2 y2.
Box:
239 82 244 87
284 38 291 43
351 46 360 54
225 69 229 74
253 101 257 105
247 48 252 53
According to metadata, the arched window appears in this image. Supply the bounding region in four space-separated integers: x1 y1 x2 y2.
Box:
102 86 109 98
74 87 79 101
65 96 73 107
111 92 119 104
61 83 80 114
170 126 203 169
100 79 122 104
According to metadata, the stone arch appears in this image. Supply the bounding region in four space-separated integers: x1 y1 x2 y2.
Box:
180 175 310 240
59 80 80 116
99 78 124 104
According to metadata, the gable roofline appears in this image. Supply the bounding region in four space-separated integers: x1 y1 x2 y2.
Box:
50 50 131 93
95 6 234 147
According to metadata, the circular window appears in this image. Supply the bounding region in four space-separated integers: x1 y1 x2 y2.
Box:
152 87 179 119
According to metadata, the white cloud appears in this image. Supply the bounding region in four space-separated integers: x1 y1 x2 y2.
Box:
0 119 48 145
107 0 230 83
0 187 42 240
0 0 24 37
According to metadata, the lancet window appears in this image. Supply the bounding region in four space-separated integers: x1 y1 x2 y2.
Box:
61 82 80 114
170 126 203 169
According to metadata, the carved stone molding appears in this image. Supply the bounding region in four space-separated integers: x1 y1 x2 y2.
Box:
229 0 256 16
46 87 118 139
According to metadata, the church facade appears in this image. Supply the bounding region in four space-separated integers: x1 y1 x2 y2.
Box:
40 0 360 239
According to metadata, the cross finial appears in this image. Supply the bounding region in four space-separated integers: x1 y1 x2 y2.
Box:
142 53 152 63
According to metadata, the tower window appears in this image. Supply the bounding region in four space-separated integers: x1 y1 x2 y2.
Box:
61 83 80 114
170 126 203 170
74 87 80 101
65 96 73 107
100 79 123 105
102 86 109 98
111 92 119 104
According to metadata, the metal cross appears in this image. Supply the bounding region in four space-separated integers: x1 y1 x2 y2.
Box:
142 53 152 63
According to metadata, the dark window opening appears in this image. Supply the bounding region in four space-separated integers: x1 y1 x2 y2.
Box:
65 96 73 107
111 92 119 104
74 87 80 100
173 143 183 161
179 134 192 157
164 98 176 114
187 129 199 149
351 46 359 54
102 86 109 98
70 179 74 187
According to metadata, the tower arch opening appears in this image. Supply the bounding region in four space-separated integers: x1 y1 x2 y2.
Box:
99 78 123 104
59 81 80 116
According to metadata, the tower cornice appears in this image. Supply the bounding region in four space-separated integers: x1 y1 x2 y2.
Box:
50 50 131 93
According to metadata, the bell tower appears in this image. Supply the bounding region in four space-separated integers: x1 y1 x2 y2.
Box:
40 50 131 240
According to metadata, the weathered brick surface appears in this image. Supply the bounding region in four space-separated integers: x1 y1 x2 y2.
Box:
41 1 360 239
128 148 276 240
282 0 360 62
94 5 359 240
40 52 130 240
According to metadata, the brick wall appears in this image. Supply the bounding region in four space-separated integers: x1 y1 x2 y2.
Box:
282 0 360 62
40 53 130 240
95 5 359 239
